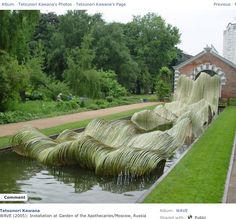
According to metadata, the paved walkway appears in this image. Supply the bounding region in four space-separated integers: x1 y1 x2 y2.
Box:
226 132 236 203
0 102 157 137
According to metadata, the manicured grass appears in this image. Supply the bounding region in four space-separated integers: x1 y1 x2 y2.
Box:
144 107 236 203
0 105 156 149
0 137 10 149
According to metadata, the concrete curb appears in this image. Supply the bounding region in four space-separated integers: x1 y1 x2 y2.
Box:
222 130 236 203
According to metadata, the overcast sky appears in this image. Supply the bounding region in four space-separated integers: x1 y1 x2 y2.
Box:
79 0 236 56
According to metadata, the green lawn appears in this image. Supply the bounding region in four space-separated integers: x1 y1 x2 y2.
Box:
144 107 236 203
0 105 156 149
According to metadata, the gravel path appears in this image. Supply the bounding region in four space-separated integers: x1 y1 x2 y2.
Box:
0 102 157 137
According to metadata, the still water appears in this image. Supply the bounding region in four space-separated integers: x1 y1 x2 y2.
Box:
0 123 179 203
0 121 188 204
0 151 164 203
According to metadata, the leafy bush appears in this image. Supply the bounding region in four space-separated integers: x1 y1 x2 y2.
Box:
95 100 107 106
87 103 100 110
155 80 171 101
27 48 72 101
0 99 81 124
56 100 79 111
25 88 44 100
99 103 110 109
79 99 86 108
106 96 114 103
39 79 71 100
65 51 127 99
65 60 101 99
147 96 158 102
155 67 172 101
0 111 39 124
99 70 127 98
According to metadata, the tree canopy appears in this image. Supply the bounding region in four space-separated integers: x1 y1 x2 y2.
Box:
0 10 187 111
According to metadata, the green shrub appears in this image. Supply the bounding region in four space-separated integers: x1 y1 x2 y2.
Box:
56 100 79 111
99 70 127 98
120 97 129 101
155 80 171 101
25 89 44 100
26 48 72 101
148 96 158 102
95 100 106 106
79 99 86 108
38 80 71 100
155 66 172 101
87 103 100 110
99 103 110 109
0 111 39 124
106 96 114 103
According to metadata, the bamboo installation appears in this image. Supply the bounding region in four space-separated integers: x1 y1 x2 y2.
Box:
12 73 220 176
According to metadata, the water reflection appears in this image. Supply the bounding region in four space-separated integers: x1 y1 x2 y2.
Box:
0 140 189 203
0 151 41 194
0 151 162 203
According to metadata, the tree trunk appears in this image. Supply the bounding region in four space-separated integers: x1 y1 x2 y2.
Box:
136 80 141 94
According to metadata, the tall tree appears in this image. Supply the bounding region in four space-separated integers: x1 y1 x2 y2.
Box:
124 13 180 93
93 22 138 92
0 11 11 52
64 33 100 98
0 10 39 63
36 11 104 80
0 50 29 111
171 48 193 66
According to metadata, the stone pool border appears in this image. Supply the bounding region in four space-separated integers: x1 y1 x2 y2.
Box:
222 130 236 203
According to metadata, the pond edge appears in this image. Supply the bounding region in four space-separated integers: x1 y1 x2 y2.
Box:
222 130 236 203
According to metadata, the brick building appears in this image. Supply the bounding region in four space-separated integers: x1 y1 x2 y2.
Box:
173 46 236 98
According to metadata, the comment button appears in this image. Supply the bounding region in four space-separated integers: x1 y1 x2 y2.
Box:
0 194 28 202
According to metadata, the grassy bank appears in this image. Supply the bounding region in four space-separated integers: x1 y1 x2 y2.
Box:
144 107 236 203
0 105 156 149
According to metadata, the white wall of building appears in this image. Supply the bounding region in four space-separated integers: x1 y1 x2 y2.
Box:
223 23 236 64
